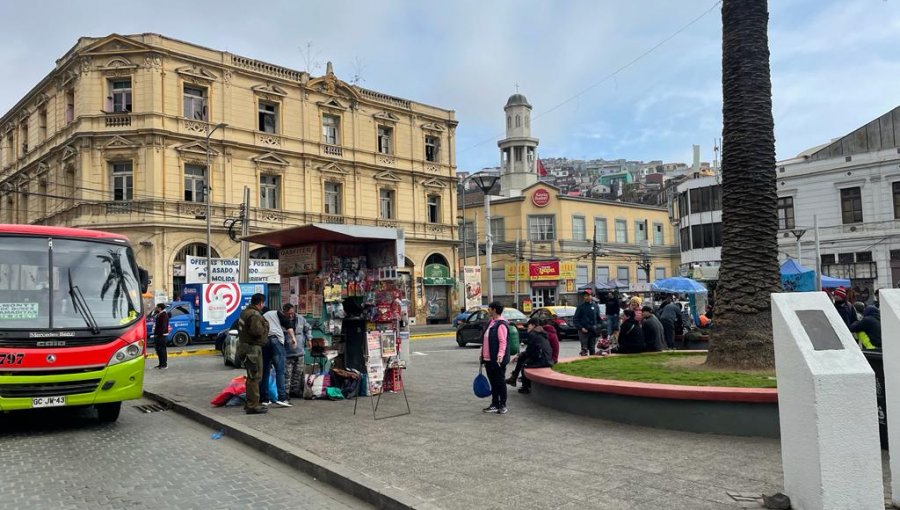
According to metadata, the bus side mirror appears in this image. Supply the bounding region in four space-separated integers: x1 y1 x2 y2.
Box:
138 267 150 294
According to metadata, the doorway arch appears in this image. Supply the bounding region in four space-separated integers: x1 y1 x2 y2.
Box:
423 252 452 324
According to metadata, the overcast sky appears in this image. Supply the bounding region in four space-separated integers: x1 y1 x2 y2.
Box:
2 0 898 171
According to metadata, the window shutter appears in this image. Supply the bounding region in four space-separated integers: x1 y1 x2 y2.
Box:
105 96 113 112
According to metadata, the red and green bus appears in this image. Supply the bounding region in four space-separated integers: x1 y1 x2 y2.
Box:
0 225 149 422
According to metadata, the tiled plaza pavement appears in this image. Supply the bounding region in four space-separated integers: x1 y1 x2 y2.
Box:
145 336 893 509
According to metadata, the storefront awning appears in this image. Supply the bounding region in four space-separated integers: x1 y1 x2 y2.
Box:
244 223 399 249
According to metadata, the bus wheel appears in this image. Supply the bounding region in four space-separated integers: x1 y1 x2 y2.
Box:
172 332 190 347
97 402 122 423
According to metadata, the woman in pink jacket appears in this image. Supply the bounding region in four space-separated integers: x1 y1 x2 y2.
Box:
480 301 510 415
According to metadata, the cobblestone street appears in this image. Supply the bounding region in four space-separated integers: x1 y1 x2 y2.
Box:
0 399 371 510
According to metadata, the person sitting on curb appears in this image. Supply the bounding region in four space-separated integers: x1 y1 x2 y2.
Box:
506 318 553 394
640 305 665 352
541 318 560 364
849 305 882 351
612 309 645 354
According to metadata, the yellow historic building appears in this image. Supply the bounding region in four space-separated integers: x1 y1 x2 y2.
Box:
459 182 680 308
0 33 458 322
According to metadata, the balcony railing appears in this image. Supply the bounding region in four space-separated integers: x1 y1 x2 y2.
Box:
105 114 131 128
38 200 456 242
323 145 343 157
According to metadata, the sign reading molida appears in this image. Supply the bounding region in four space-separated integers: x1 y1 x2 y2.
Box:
504 261 576 281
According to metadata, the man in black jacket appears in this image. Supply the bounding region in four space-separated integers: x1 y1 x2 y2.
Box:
573 290 601 356
506 318 553 394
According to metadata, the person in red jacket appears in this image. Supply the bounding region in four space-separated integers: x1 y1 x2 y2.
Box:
541 319 559 364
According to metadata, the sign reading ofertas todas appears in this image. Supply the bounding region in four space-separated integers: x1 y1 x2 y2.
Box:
186 256 280 284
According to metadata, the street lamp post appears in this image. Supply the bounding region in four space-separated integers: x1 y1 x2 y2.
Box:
471 173 500 304
205 122 228 283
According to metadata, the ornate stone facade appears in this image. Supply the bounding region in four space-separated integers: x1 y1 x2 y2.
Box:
0 33 459 322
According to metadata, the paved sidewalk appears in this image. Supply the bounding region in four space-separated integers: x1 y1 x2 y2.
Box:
144 338 891 509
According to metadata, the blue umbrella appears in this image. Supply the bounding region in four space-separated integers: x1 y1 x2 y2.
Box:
651 276 708 294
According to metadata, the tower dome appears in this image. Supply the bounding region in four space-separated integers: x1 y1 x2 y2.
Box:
505 93 531 108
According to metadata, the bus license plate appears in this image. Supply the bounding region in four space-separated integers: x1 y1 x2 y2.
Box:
32 396 66 408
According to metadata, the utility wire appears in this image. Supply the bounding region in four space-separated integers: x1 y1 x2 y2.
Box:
458 0 723 155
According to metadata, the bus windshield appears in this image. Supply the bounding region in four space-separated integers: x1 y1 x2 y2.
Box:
0 236 141 330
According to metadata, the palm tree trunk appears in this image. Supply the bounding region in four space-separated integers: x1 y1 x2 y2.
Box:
706 0 780 370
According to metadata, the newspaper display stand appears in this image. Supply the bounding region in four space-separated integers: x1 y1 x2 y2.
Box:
244 224 411 419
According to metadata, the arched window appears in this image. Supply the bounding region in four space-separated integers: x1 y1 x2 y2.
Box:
249 247 278 259
515 115 521 127
507 116 511 128
175 242 218 261
173 243 220 300
425 253 449 267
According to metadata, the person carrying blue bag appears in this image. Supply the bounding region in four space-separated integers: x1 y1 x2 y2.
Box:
479 301 510 415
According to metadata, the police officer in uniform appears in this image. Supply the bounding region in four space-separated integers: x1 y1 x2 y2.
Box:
237 293 269 415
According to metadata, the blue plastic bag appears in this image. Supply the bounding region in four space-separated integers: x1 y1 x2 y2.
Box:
473 365 491 398
268 372 278 401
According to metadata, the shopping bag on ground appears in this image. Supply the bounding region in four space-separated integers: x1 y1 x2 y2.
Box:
473 365 491 398
211 375 246 407
267 372 278 401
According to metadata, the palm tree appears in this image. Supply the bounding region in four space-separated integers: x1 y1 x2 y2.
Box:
706 0 780 370
97 250 137 319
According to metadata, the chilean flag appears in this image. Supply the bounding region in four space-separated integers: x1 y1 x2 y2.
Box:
537 158 547 177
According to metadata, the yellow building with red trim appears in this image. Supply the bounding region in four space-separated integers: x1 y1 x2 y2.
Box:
459 182 680 308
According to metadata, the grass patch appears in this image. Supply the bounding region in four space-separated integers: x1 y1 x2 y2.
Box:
553 352 777 388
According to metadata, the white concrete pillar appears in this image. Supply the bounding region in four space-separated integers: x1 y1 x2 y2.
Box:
880 289 900 506
771 292 883 510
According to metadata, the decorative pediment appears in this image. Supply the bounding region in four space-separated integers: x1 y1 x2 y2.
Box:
98 57 138 72
251 152 289 167
421 177 446 189
36 161 50 174
374 111 400 123
252 83 288 97
306 62 361 102
60 144 78 161
102 135 138 149
82 34 152 55
319 162 350 175
421 122 446 133
374 170 402 182
176 65 218 82
175 141 219 156
18 110 30 123
317 98 348 111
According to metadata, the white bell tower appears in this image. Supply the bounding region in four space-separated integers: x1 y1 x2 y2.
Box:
498 92 540 197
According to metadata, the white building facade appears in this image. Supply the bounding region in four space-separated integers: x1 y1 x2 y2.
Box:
777 106 900 302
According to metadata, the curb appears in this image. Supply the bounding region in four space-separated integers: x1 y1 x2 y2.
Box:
146 348 219 360
409 332 454 340
143 389 440 510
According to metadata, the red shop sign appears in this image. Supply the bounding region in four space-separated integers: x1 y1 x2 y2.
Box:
529 261 560 281
532 189 551 207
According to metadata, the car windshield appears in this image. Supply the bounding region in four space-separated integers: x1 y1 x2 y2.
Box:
553 307 577 317
0 236 141 330
502 309 526 320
